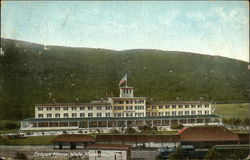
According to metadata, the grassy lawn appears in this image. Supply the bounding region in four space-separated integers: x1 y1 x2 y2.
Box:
212 103 250 119
0 135 56 145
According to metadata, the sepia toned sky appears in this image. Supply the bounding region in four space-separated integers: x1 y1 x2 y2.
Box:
1 1 249 62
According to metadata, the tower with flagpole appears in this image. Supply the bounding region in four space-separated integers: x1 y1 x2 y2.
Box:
119 74 134 98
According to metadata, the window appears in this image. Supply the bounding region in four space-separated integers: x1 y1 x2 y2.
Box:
139 100 144 104
178 105 183 109
198 110 202 115
105 106 111 110
106 113 111 117
97 106 102 110
55 113 60 118
178 111 183 115
165 105 170 109
172 111 176 115
185 105 189 108
205 110 209 115
38 107 43 111
114 101 123 104
88 113 93 117
159 106 163 109
114 106 124 110
80 107 85 110
135 100 140 104
191 111 196 115
116 113 124 117
185 111 189 115
152 106 157 109
135 106 144 110
158 112 163 116
63 107 68 111
172 105 176 109
198 105 202 108
64 113 68 118
55 107 60 111
47 114 52 118
126 106 133 110
126 112 133 117
80 113 85 117
88 106 93 110
191 105 196 108
47 107 52 111
38 114 43 118
97 113 102 117
165 111 170 116
72 113 77 118
71 107 77 110
205 104 209 108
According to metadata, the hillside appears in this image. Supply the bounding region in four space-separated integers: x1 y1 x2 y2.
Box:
0 38 249 120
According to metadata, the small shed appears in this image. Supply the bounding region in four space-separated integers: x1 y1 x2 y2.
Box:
87 144 132 160
52 134 95 150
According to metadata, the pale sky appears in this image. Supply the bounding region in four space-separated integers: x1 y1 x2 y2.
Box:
1 1 249 62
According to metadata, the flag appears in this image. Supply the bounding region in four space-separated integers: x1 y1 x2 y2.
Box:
119 74 127 86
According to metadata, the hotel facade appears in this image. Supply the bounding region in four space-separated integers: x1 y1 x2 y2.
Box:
21 85 221 131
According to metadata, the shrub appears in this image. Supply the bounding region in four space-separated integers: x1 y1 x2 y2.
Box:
125 127 137 134
15 152 28 160
170 124 184 130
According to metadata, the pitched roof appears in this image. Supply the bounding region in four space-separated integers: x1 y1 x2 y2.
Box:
96 134 179 143
179 126 239 142
87 144 131 150
237 133 250 142
52 134 95 143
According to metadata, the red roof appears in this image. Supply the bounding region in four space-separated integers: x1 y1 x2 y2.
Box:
180 126 239 142
237 133 250 142
52 134 95 142
87 144 131 150
96 135 179 143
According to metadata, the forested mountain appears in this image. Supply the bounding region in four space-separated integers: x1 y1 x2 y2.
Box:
0 38 249 120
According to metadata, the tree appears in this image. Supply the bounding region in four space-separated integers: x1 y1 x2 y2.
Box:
205 148 224 160
243 118 250 126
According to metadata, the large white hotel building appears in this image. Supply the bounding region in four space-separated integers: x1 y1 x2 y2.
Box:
21 85 221 131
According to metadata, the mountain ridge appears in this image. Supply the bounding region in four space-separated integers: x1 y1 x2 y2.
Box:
0 38 249 120
1 38 247 63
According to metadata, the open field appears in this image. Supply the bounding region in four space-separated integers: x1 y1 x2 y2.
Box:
212 103 250 119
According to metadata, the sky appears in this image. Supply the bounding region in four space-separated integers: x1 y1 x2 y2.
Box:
1 1 249 62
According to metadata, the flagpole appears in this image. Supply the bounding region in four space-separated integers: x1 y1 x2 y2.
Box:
126 74 128 87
